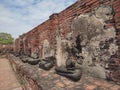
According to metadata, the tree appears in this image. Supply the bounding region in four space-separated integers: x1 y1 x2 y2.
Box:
0 32 14 45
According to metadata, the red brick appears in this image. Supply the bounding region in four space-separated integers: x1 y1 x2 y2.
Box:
85 85 96 90
56 82 65 87
14 1 120 81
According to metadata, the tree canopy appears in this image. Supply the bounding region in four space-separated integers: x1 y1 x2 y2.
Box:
0 32 14 45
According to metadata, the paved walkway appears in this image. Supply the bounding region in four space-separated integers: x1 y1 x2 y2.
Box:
0 58 22 90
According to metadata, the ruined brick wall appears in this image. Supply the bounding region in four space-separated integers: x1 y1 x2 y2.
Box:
0 44 2 51
0 44 13 54
14 0 120 55
14 13 59 58
111 0 120 82
14 38 20 53
14 0 120 82
113 0 120 58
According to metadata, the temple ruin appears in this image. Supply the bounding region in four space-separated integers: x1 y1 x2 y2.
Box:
7 0 120 90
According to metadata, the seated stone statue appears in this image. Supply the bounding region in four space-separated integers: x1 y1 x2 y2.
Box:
19 55 29 63
39 56 56 70
19 55 40 65
55 66 82 81
55 57 82 81
14 53 20 57
27 58 40 65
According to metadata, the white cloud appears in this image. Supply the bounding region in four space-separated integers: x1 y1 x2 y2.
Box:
0 0 77 38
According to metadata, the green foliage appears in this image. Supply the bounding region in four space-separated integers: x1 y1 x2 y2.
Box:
0 32 14 45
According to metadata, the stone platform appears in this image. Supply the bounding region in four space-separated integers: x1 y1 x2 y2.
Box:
8 54 120 90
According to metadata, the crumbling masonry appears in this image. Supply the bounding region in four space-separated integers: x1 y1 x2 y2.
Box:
11 0 120 90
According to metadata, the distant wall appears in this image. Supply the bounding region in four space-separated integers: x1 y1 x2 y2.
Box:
0 44 13 54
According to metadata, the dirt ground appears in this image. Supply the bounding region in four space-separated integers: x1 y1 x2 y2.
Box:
0 58 22 90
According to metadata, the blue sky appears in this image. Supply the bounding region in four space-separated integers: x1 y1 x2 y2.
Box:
0 0 77 38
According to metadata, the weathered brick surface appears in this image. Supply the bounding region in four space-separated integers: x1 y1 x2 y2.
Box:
0 44 13 54
14 0 120 85
14 0 120 56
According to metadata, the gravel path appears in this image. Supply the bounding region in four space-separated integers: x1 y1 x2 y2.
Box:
0 58 22 90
